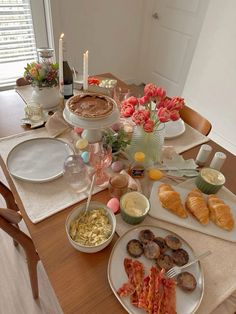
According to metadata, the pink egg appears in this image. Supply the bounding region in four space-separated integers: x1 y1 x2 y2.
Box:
107 198 120 214
74 127 83 134
111 123 121 132
111 160 124 172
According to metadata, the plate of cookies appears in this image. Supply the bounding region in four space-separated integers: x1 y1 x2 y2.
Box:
149 179 236 242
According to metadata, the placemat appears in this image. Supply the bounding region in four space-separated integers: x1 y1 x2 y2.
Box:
115 214 236 314
0 128 106 223
164 123 209 154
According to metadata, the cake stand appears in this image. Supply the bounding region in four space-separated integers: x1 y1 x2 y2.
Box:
63 101 120 143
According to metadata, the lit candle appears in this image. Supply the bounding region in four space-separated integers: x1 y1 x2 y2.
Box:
83 50 89 90
59 33 64 95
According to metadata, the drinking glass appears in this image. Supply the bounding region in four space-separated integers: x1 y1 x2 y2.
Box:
89 142 112 186
63 155 90 193
114 86 132 109
24 102 43 122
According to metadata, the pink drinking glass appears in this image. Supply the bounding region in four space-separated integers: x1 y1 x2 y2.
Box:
89 142 112 186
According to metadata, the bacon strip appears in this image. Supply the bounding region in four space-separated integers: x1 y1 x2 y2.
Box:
117 258 176 314
160 277 176 314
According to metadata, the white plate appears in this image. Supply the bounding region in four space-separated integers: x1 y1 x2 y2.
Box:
165 119 185 139
108 225 204 314
7 138 74 183
149 180 236 242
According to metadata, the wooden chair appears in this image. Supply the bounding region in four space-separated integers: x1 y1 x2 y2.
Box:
180 105 212 136
0 181 39 299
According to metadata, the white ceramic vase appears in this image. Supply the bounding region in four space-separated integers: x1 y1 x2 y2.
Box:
31 86 61 110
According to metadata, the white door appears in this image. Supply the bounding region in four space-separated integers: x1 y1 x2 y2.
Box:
139 0 209 96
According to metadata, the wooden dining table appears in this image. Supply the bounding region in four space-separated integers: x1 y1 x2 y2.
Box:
0 74 236 314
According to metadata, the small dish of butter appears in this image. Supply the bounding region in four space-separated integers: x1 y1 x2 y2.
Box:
120 191 150 225
195 168 225 194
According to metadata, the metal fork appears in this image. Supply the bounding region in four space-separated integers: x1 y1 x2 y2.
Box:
165 250 212 278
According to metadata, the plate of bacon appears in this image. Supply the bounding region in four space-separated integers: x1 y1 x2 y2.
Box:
107 225 204 314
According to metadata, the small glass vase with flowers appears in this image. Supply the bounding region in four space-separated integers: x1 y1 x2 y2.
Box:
120 83 185 166
24 61 60 109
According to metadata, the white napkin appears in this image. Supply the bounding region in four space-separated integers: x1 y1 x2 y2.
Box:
45 111 72 137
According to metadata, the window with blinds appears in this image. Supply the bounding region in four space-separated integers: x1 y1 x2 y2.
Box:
0 0 38 88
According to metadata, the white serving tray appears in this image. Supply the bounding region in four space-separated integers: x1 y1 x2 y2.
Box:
149 179 236 242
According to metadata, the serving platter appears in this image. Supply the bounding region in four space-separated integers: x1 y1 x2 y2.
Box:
149 180 236 242
165 119 185 139
108 225 204 314
7 138 74 183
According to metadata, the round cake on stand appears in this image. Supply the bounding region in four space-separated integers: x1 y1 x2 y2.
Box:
63 93 120 143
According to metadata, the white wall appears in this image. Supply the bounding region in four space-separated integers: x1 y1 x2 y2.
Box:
50 0 144 83
182 0 236 155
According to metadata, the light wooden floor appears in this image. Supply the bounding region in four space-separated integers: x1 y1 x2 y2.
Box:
0 170 63 314
1 168 235 314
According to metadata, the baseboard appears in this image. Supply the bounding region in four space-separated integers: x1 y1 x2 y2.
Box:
209 131 236 156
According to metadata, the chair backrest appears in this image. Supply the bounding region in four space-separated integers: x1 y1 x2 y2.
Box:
0 181 39 299
179 105 212 136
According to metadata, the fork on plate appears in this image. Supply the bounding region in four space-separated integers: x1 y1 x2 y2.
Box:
165 250 212 278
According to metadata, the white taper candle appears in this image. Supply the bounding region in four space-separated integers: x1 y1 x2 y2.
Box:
83 50 89 90
59 33 64 95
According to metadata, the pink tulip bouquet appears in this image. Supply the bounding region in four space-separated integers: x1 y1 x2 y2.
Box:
120 83 185 133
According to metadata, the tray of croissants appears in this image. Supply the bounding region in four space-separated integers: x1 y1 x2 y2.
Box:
149 178 236 242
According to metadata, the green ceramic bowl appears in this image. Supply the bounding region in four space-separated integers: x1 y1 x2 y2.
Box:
120 191 150 225
195 167 225 194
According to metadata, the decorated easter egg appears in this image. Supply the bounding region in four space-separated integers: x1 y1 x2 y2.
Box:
111 123 121 132
76 138 88 151
111 160 124 172
107 198 120 214
148 168 164 180
81 151 89 163
74 127 83 134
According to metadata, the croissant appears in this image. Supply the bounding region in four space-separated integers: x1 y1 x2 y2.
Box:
158 184 187 218
207 195 234 231
185 189 209 225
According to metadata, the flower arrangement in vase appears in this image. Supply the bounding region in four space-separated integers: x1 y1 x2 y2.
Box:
24 62 59 88
24 62 61 110
120 83 185 165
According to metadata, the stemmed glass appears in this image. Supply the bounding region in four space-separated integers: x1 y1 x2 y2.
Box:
114 86 131 109
89 142 112 186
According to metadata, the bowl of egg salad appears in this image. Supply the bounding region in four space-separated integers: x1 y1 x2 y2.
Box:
120 191 150 225
66 201 116 253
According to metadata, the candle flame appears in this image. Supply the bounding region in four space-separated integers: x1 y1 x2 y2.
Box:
60 33 64 39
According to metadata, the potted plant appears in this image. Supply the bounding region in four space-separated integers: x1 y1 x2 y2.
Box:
102 128 130 154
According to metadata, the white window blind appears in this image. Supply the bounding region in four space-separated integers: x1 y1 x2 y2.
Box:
0 0 38 88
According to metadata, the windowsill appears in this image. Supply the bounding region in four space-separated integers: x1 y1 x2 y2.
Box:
0 84 16 92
